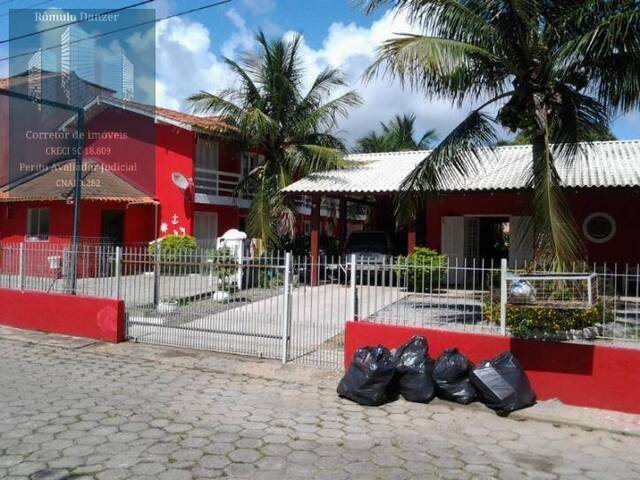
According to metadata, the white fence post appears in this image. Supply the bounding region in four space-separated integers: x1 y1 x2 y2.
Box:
350 253 358 321
500 258 508 336
153 242 160 307
281 252 292 364
114 246 122 299
18 242 25 291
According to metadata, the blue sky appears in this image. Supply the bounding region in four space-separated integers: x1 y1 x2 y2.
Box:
0 0 637 143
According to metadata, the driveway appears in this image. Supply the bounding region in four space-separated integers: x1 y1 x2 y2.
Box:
127 285 407 367
0 332 638 479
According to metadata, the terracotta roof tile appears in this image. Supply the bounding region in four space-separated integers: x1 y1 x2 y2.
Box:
0 159 155 203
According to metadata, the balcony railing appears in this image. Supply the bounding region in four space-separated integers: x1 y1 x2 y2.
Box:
195 167 242 197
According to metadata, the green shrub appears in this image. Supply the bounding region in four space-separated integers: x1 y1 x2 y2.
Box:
484 301 607 339
149 234 198 274
397 247 447 292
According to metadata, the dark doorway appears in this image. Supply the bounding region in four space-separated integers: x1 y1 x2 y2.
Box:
478 216 509 263
101 210 125 245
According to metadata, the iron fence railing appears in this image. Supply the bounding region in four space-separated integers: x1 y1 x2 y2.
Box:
1 242 639 367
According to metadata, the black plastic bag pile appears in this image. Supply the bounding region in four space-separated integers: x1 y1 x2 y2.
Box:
392 336 435 403
338 336 536 415
432 348 477 404
470 352 536 415
337 345 397 406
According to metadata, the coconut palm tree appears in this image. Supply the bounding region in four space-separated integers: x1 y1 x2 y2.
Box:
188 31 361 248
356 113 438 152
361 0 640 267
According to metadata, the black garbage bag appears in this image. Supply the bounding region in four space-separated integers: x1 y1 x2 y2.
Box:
392 336 435 403
470 352 536 414
432 348 477 404
337 345 397 406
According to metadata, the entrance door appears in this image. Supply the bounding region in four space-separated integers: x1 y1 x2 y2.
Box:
101 210 125 245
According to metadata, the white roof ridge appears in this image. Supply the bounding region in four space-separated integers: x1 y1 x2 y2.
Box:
346 140 640 157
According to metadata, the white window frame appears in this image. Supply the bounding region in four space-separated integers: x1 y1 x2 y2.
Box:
26 207 50 241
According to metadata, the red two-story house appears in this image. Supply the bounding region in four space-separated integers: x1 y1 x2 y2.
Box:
0 74 261 248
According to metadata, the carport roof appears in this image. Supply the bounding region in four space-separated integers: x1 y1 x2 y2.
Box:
282 140 640 194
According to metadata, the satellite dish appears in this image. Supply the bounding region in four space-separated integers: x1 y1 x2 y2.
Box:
171 172 190 191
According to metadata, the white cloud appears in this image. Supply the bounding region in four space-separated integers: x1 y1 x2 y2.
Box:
284 10 470 146
154 16 235 112
153 8 471 145
221 9 256 59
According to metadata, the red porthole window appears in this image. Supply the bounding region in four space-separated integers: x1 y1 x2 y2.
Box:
582 212 616 244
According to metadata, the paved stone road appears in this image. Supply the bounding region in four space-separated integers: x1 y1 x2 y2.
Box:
0 339 639 480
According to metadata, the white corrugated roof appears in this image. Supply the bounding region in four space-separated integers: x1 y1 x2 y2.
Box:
282 140 640 194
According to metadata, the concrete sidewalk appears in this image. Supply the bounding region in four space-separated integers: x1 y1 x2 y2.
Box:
1 325 639 438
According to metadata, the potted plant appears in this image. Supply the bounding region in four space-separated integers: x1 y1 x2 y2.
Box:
157 298 179 315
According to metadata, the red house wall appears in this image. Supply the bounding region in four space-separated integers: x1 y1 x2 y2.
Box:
0 201 154 277
155 124 195 236
425 189 640 263
193 203 245 237
0 200 154 245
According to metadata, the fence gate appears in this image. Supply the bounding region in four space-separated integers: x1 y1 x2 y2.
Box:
123 251 353 368
124 250 293 360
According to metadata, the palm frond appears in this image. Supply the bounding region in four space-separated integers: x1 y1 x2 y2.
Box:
395 107 499 225
241 107 279 141
528 133 584 268
550 85 612 164
291 90 362 135
417 128 438 149
288 144 346 175
365 34 505 104
359 0 501 47
187 91 245 121
222 57 263 106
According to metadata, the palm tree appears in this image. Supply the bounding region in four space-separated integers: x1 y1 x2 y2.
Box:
361 0 639 267
188 31 361 248
356 113 438 152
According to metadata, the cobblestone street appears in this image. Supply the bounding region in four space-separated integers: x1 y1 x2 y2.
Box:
0 335 639 480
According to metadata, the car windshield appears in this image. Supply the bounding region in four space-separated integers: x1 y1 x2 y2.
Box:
345 233 388 254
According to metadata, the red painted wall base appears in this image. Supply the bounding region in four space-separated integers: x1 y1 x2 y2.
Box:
0 288 125 342
345 321 640 414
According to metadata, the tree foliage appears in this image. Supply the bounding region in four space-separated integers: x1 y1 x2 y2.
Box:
356 113 438 152
188 31 361 247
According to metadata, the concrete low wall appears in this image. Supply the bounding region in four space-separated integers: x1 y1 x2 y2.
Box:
0 288 124 342
345 321 640 414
